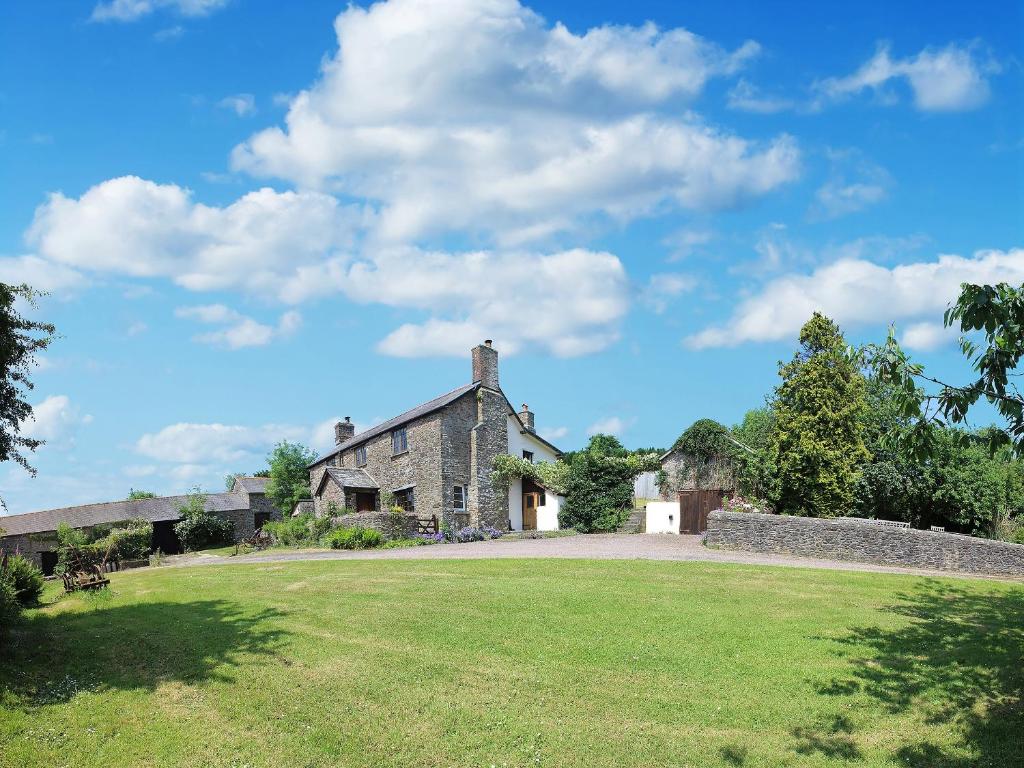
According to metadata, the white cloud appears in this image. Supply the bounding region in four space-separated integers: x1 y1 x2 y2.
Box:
812 150 892 220
91 0 228 22
587 416 632 437
126 321 148 336
641 273 697 313
726 79 794 113
538 426 569 442
218 93 256 117
175 304 302 349
153 25 184 41
27 176 359 303
0 254 86 295
663 228 714 261
815 42 997 112
231 0 797 243
20 395 93 450
901 321 957 352
687 248 1024 349
352 247 630 358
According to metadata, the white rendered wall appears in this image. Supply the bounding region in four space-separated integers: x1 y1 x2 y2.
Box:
506 415 561 531
645 502 681 534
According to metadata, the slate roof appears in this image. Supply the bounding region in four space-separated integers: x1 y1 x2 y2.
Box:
0 492 250 538
310 382 480 467
232 476 270 494
316 467 380 496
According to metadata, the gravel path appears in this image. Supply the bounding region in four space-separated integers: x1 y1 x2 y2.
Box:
179 534 1017 581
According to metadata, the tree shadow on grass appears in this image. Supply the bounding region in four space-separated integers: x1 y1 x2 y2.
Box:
0 595 287 707
795 580 1024 767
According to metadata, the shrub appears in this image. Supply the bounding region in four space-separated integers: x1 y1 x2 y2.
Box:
448 526 504 543
103 519 153 559
722 495 774 515
264 513 332 547
322 526 384 550
0 575 19 635
2 555 44 607
55 522 106 575
173 489 235 552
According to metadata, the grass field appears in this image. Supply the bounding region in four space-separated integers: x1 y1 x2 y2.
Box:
1 559 1021 767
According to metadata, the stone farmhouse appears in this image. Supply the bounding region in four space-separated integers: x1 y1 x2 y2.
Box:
0 477 281 574
308 341 564 532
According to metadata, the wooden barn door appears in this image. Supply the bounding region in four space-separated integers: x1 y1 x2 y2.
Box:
678 490 727 534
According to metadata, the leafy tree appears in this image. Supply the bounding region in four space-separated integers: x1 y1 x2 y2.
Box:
872 282 1024 457
730 408 775 498
0 283 56 508
583 434 629 459
127 488 157 500
559 449 659 533
265 441 319 514
768 312 870 517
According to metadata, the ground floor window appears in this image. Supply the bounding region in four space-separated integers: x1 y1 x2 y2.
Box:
453 484 467 511
393 487 415 512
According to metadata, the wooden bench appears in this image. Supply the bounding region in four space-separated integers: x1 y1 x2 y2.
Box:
62 565 110 593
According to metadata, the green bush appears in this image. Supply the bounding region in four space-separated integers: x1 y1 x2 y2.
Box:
322 526 384 550
173 489 235 552
264 513 332 547
0 575 19 635
3 555 44 607
102 519 153 560
55 522 107 575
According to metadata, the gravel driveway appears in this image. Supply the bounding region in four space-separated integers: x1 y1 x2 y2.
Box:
181 533 1015 581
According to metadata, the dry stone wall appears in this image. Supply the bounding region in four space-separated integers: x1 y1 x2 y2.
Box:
705 510 1024 577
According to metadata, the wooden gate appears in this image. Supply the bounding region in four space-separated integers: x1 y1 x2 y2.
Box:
678 489 727 534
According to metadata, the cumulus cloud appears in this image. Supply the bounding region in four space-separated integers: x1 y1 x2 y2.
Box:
587 416 632 437
91 0 228 22
815 42 997 112
901 321 958 352
687 248 1024 349
538 426 569 442
0 254 86 295
218 93 256 117
351 247 630 358
20 395 93 450
175 304 302 349
27 176 359 303
231 0 797 243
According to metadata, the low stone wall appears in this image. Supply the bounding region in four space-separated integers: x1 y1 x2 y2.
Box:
705 510 1024 578
333 511 419 540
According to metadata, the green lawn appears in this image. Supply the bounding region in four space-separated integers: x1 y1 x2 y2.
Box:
1 559 1021 768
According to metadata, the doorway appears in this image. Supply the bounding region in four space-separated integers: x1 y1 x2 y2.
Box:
356 492 376 512
522 492 540 530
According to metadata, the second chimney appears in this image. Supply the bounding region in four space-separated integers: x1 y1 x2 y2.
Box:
471 340 499 390
334 417 355 445
518 403 535 433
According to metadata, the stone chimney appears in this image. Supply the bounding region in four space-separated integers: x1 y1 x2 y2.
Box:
471 339 499 391
334 417 355 445
518 403 535 433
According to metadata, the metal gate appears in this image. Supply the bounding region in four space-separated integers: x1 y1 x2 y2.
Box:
678 489 727 534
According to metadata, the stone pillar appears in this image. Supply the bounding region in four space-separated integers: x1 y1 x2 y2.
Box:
517 403 535 433
469 388 509 529
334 417 355 444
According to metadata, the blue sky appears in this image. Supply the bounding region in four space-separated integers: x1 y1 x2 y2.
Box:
1 0 1022 514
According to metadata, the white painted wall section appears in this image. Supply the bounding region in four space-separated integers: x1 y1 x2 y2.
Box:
506 414 562 531
645 502 681 534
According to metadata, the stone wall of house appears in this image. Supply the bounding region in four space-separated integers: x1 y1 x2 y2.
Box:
1 532 57 569
659 450 735 500
315 410 447 519
314 477 348 516
705 510 1024 577
470 388 509 529
333 510 419 539
440 391 477 529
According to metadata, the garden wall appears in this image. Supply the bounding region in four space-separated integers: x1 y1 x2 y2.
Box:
705 510 1024 578
334 511 419 539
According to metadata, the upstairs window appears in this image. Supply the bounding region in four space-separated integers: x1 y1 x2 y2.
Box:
453 485 467 511
522 450 534 463
392 427 408 455
393 487 415 512
355 446 367 467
